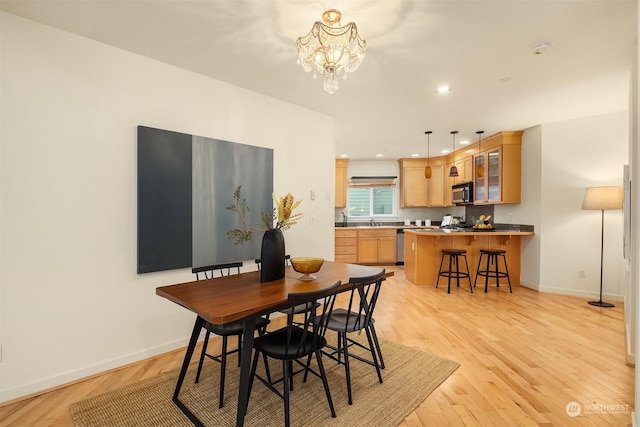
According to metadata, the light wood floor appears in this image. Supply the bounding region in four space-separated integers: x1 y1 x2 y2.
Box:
1 266 634 426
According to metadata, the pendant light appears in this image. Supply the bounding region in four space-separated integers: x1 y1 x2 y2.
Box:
424 131 433 179
449 131 459 177
476 130 485 178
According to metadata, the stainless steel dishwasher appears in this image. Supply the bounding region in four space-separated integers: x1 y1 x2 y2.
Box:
396 228 405 265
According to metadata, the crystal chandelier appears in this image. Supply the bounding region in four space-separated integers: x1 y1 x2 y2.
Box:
296 9 366 94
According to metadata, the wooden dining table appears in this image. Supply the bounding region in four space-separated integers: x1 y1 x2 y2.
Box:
156 260 386 427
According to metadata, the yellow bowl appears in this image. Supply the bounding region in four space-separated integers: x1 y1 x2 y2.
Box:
290 257 324 275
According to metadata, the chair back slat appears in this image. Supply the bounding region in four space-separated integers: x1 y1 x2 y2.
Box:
283 280 341 357
192 261 243 280
341 270 386 333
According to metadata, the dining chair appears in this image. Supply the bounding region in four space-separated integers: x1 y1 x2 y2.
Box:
191 261 270 409
247 280 341 427
319 269 386 405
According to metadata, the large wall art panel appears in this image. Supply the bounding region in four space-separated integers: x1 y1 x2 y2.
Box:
137 126 193 273
192 136 273 268
137 126 273 273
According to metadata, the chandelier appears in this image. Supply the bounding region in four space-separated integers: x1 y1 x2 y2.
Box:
296 9 366 94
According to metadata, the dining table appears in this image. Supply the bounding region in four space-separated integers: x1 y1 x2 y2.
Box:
156 260 387 427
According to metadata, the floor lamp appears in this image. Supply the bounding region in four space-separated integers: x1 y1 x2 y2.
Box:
581 186 623 308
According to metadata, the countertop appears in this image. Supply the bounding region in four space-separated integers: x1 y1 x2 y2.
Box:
404 228 534 236
335 225 439 230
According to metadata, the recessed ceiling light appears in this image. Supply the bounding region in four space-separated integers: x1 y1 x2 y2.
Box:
375 154 384 157
339 154 348 157
460 140 469 145
411 153 420 157
437 86 451 93
441 150 450 154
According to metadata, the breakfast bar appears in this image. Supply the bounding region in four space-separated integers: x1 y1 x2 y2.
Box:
403 228 534 287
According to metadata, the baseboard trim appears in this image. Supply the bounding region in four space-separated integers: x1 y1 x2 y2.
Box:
0 336 195 405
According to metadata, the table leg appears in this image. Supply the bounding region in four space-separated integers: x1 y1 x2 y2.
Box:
236 317 257 427
173 315 205 427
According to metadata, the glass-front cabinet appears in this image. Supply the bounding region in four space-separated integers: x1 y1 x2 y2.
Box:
475 147 502 204
487 147 501 202
474 154 486 202
472 131 522 205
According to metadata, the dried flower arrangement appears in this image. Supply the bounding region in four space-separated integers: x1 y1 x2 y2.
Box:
226 186 302 244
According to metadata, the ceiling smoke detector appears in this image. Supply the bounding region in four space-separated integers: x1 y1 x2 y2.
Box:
532 42 552 55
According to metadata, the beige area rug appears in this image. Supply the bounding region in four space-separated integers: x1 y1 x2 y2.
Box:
70 336 459 427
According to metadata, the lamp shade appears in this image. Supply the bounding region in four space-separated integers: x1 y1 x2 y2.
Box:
581 186 623 210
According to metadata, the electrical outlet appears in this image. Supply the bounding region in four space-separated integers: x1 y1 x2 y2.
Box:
310 190 316 200
310 215 316 225
579 269 586 279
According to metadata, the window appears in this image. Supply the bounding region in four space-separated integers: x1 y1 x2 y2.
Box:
347 186 395 218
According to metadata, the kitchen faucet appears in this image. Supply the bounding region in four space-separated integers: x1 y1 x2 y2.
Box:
370 217 375 226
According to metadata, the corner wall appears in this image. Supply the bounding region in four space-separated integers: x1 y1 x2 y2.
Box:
0 12 335 402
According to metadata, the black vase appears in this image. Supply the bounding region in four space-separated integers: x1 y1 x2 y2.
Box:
260 229 285 282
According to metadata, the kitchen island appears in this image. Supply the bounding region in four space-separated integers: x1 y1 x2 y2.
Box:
404 228 534 287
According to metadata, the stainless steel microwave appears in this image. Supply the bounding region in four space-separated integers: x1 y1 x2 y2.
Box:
452 182 473 205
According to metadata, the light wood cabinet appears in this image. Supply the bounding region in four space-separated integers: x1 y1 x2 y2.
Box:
473 131 522 204
357 229 396 264
398 158 446 207
335 159 348 208
454 156 473 184
334 229 357 263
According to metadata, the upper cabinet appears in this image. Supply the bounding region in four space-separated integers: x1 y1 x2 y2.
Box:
473 131 522 204
398 158 445 207
335 159 348 208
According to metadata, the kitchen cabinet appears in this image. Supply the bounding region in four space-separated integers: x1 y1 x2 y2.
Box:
454 156 473 184
335 228 357 263
473 131 522 204
335 159 348 208
398 158 445 207
357 229 396 264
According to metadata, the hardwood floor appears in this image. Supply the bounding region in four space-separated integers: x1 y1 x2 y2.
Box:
0 266 634 426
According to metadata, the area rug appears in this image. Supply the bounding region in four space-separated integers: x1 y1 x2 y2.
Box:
69 336 459 427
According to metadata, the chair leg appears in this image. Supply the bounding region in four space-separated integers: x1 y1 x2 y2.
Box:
219 336 228 408
283 360 291 427
368 323 385 369
484 253 491 292
341 332 353 405
501 254 513 292
447 254 453 293
237 334 242 367
436 254 445 289
365 327 383 384
463 255 473 293
315 350 336 418
195 330 210 383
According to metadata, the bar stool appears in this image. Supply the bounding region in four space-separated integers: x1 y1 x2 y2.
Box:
474 249 512 293
436 249 472 293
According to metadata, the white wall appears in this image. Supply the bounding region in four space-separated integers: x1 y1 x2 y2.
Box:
504 125 543 289
0 12 335 402
536 112 628 298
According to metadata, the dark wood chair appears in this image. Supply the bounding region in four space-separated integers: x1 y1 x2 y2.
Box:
191 261 270 408
247 280 341 427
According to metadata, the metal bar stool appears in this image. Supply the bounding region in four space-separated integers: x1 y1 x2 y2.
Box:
436 249 472 293
474 249 512 293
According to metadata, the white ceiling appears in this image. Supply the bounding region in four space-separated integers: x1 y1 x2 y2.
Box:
1 0 636 159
